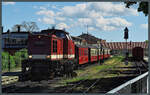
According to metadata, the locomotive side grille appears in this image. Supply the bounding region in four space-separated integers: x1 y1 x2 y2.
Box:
64 54 75 58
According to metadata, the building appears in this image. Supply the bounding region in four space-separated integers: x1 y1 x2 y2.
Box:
2 27 29 54
72 36 87 45
78 33 103 44
102 42 148 56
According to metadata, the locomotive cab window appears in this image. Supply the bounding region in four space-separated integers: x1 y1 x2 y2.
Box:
55 32 66 38
53 40 57 53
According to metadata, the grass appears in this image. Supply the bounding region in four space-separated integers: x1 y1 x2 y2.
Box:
61 55 133 84
2 66 21 73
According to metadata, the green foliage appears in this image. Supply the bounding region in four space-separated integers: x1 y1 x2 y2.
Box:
14 49 28 67
145 40 148 43
10 55 16 68
2 52 9 70
2 49 28 71
124 2 148 16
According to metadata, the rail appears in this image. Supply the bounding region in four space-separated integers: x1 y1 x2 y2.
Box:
83 78 100 93
2 76 19 85
107 71 148 93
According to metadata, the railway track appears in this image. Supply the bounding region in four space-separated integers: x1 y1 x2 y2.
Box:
64 60 148 93
2 60 148 93
2 76 19 85
2 77 63 93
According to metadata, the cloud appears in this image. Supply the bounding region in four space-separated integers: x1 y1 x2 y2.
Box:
36 10 55 17
95 17 132 31
78 18 93 25
60 3 87 18
3 2 16 5
88 27 97 31
141 24 148 29
36 2 135 31
59 2 138 18
87 2 138 16
55 17 66 21
38 17 55 24
56 23 69 29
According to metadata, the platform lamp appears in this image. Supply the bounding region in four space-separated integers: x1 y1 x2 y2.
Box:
124 27 129 63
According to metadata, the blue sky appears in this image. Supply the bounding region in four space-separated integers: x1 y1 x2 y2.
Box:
2 2 148 42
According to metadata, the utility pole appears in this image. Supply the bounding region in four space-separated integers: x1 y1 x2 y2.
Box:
87 25 88 34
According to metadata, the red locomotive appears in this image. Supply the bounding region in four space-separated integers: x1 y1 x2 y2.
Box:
20 28 110 81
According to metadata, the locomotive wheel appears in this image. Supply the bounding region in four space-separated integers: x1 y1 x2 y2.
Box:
63 61 74 78
53 62 64 77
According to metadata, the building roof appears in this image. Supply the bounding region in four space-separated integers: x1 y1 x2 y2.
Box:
102 42 148 50
78 33 102 44
2 31 30 34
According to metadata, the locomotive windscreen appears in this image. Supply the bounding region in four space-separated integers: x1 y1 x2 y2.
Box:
34 41 45 46
28 35 51 55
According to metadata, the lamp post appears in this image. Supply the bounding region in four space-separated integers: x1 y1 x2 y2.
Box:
124 27 129 62
7 29 11 72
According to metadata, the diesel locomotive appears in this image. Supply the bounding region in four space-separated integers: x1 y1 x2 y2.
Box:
20 28 111 81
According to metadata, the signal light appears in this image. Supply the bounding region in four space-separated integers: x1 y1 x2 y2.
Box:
29 55 32 58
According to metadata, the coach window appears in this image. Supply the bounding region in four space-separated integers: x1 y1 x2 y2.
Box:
53 40 57 53
81 49 83 56
84 49 88 55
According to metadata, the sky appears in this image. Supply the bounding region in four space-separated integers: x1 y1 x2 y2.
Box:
2 2 148 42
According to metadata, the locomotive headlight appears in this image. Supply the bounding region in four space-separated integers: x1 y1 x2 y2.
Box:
29 55 32 58
46 55 50 58
38 35 41 38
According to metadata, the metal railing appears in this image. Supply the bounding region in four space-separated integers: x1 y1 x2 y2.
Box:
107 71 149 93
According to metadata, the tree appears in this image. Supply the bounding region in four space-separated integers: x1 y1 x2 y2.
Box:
22 21 39 32
12 24 22 32
11 21 39 32
145 40 148 43
124 2 148 16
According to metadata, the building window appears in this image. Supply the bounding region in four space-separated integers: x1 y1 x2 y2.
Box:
53 40 57 53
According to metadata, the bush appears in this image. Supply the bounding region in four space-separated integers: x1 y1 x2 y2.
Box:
10 55 16 68
2 52 9 70
2 48 28 71
14 49 28 67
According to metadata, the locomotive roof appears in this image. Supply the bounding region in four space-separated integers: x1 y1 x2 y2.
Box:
41 29 69 35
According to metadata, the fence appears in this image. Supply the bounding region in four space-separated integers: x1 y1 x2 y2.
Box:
107 72 149 93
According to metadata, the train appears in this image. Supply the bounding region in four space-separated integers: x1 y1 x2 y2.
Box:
20 28 111 81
